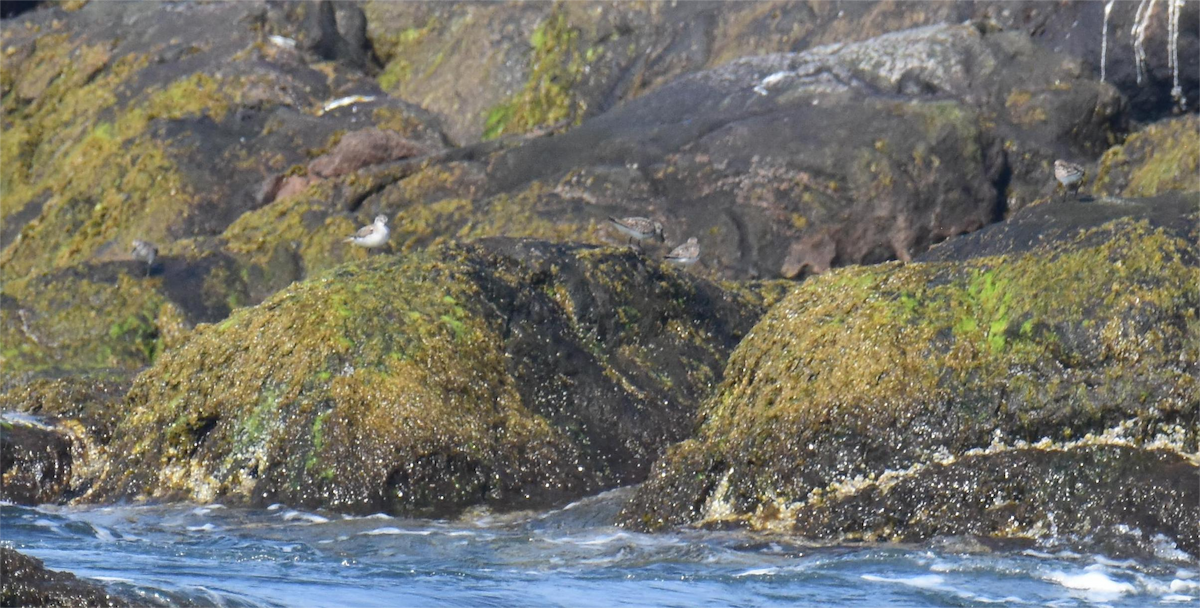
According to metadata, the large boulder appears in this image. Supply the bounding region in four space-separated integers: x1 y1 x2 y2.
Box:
620 192 1199 555
0 1 448 373
363 0 1197 143
89 239 763 516
245 23 1125 285
1 548 130 608
1093 114 1200 198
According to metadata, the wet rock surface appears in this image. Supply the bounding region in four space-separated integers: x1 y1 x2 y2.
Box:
1 0 1197 556
89 239 762 516
1 547 130 608
620 193 1199 554
0 419 72 506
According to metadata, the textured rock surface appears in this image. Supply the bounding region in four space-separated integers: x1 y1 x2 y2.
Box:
0 419 72 505
364 0 1197 143
1 548 130 608
1093 114 1200 198
620 192 1199 554
250 23 1127 284
90 239 762 516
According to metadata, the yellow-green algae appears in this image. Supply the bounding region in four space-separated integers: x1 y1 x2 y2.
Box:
1092 114 1200 197
482 8 588 140
1 271 188 373
223 167 599 284
627 214 1198 532
94 249 593 513
1 47 242 277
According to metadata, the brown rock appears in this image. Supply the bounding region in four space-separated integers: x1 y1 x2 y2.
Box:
307 128 430 178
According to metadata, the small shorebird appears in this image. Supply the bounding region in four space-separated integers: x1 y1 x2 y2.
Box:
130 239 158 276
345 214 390 250
1054 160 1085 200
608 216 665 247
664 237 700 265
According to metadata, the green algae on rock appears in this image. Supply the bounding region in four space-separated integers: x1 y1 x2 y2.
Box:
1092 114 1200 198
619 194 1199 554
90 239 761 516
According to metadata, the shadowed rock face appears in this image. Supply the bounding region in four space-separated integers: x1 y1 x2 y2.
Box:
364 0 1197 142
259 22 1126 285
619 192 1199 555
1 420 72 505
87 239 764 517
1 548 130 608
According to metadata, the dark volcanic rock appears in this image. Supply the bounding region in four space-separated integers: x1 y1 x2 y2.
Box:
89 239 764 516
364 0 1196 142
620 193 1199 555
1 548 130 608
784 446 1199 555
0 419 72 505
264 23 1125 284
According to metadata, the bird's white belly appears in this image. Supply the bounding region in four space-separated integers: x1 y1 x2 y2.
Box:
355 228 389 248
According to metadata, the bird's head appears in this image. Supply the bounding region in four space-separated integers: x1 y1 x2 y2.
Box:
375 214 389 226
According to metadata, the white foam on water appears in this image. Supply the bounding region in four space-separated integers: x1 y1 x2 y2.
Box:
359 527 433 536
734 567 779 578
92 525 116 543
1048 570 1137 595
1093 555 1140 569
186 523 218 533
341 513 392 521
281 511 330 524
1153 534 1196 562
1172 580 1200 593
266 503 284 511
91 576 136 584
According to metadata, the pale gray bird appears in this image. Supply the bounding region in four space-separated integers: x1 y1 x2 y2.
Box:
664 237 700 265
608 216 665 246
1054 159 1085 200
131 239 158 276
345 214 390 249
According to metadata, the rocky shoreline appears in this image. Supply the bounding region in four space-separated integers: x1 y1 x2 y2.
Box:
2 1 1197 596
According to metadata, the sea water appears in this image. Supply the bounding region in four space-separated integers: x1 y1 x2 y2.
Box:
2 488 1196 607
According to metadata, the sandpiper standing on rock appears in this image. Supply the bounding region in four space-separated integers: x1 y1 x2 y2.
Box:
1054 160 1085 200
664 237 700 265
608 216 665 247
345 214 390 251
131 239 158 276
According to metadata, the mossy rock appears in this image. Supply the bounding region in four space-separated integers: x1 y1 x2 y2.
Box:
0 251 251 375
90 239 762 516
620 193 1198 554
1092 114 1200 198
364 1 1195 143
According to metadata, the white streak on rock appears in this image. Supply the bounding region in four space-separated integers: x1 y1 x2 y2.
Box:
1102 0 1115 83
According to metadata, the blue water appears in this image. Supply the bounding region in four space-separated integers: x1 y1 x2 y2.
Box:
2 488 1196 607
